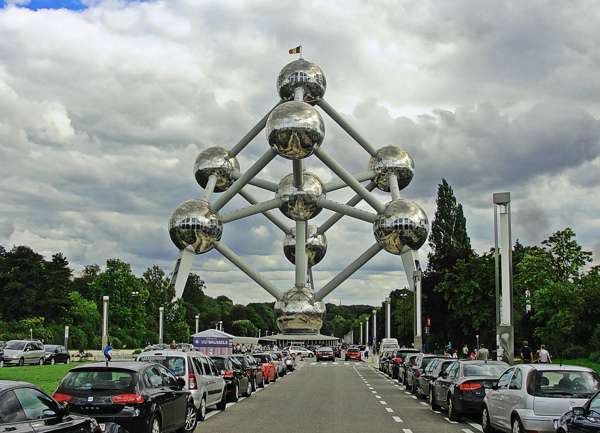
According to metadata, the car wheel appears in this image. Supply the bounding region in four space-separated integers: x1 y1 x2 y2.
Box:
149 413 161 433
38 358 44 366
251 377 257 392
448 395 460 421
0 360 3 368
244 379 252 397
50 358 55 365
259 375 265 388
230 382 239 402
272 373 277 382
482 405 495 433
430 388 440 411
66 357 70 364
197 396 206 421
511 416 524 433
19 358 24 366
181 400 198 432
216 390 227 411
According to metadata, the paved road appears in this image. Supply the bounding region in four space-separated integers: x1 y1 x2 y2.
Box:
195 360 485 433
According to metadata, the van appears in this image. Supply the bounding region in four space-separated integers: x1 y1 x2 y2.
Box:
380 338 400 352
2 340 46 366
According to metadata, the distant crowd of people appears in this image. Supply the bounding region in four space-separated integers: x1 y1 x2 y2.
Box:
444 340 553 363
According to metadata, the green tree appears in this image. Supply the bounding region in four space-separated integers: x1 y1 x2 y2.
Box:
64 291 101 350
231 319 258 337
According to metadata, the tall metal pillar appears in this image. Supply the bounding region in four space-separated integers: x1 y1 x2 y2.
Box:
385 297 391 339
360 322 363 345
413 270 422 351
195 314 199 334
101 296 109 349
159 307 164 344
494 192 514 363
365 318 370 347
372 309 377 352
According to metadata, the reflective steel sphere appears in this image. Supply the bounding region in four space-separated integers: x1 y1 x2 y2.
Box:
277 59 326 102
194 146 240 192
266 101 325 159
373 198 429 254
283 224 327 267
169 200 222 254
277 172 324 220
274 286 326 334
368 146 414 192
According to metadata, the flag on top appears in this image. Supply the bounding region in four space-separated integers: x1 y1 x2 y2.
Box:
289 45 302 55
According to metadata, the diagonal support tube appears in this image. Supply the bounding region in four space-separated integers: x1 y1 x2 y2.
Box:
317 198 377 223
318 181 377 234
316 99 377 156
239 189 291 234
202 174 218 202
221 198 281 223
229 101 282 156
212 149 276 212
389 174 401 200
232 171 279 192
315 242 383 301
294 220 308 288
315 148 385 214
214 241 283 300
323 170 375 193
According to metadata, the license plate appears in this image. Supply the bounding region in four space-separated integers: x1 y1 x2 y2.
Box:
99 424 106 432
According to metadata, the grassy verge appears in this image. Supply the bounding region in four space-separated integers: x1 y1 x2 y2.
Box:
553 358 600 375
0 362 91 394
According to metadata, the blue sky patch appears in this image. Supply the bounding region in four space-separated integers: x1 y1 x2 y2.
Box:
0 0 88 10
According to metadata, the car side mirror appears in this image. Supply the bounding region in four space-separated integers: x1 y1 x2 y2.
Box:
176 377 185 390
56 403 69 418
491 383 499 391
573 407 586 417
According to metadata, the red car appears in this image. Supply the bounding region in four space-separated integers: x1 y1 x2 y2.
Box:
253 353 277 383
345 347 362 361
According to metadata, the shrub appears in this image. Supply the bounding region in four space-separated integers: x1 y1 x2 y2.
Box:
133 348 142 355
590 351 600 363
560 345 588 359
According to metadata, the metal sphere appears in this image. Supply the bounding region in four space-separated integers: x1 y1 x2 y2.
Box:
277 172 324 220
193 146 240 192
169 200 222 254
274 286 326 334
368 146 414 192
266 101 325 160
277 59 326 102
373 198 429 255
283 224 327 267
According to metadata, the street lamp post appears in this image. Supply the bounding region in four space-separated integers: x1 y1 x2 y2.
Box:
365 318 369 348
158 307 164 345
385 297 391 339
413 270 423 351
359 322 363 345
101 296 109 349
195 314 199 334
372 309 377 352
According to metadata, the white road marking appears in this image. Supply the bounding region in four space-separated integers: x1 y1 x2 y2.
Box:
371 390 377 394
375 395 381 399
462 429 474 433
392 416 403 423
205 411 218 420
310 362 316 365
444 417 458 424
404 392 411 395
380 401 387 405
419 401 428 406
467 422 483 432
411 396 417 399
402 429 413 433
385 407 394 412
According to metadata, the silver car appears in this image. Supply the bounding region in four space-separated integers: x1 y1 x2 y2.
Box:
482 364 600 433
2 340 46 366
137 350 227 422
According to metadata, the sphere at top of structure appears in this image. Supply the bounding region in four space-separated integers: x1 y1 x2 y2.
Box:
283 224 327 267
274 285 326 334
368 146 414 192
266 101 325 160
277 59 326 102
169 199 222 254
277 172 325 220
194 146 240 193
373 198 428 255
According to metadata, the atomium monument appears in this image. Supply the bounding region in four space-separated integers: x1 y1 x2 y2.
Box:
168 57 429 336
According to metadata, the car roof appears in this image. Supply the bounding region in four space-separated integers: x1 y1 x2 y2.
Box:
70 361 150 372
523 364 594 372
139 350 202 357
0 381 43 393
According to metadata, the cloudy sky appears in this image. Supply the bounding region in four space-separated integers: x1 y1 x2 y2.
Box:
1 0 599 306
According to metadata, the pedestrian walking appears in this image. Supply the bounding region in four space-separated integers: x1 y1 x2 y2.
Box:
469 351 477 360
520 340 533 363
170 339 177 349
462 344 469 359
103 341 113 365
476 344 489 360
452 349 458 359
537 344 552 364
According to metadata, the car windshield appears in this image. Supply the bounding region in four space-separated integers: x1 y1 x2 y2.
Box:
44 345 58 351
590 392 600 415
138 355 187 377
464 363 508 377
421 358 436 368
271 353 281 360
5 341 26 350
60 369 136 393
255 355 271 363
211 357 227 371
532 370 600 398
232 356 248 366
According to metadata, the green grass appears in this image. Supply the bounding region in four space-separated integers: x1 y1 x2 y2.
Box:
553 358 600 375
0 362 91 394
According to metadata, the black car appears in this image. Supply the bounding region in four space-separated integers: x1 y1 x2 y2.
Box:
315 347 335 362
388 349 420 379
407 354 443 393
431 360 509 420
43 345 71 365
53 361 195 433
399 353 419 385
210 355 252 402
555 390 600 433
0 380 99 432
416 357 455 399
232 354 264 390
332 346 341 358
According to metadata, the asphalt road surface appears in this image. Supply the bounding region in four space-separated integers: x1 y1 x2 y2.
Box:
196 359 485 433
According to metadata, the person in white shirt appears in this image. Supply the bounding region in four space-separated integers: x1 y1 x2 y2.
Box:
537 344 552 364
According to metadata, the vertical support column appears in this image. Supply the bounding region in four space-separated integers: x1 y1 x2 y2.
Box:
365 318 370 347
64 326 69 352
360 322 363 345
372 309 377 352
413 270 422 351
101 296 109 349
385 297 391 339
195 314 199 334
159 307 164 345
295 221 308 288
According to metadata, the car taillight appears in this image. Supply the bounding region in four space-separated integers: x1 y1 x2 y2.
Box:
223 370 234 378
188 372 197 390
52 393 72 403
459 383 482 391
394 357 402 364
111 394 145 404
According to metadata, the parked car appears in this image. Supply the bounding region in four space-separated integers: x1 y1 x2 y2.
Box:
53 361 196 433
378 350 394 374
345 347 362 361
554 390 600 433
288 345 314 358
2 340 46 366
232 354 265 390
253 353 277 384
379 338 400 353
399 353 420 386
0 380 100 432
431 360 508 420
417 357 455 400
283 353 296 371
137 350 227 421
388 348 421 380
316 346 335 362
407 354 445 393
43 345 71 365
333 346 341 358
210 355 252 402
269 352 287 377
481 364 600 433
0 341 5 367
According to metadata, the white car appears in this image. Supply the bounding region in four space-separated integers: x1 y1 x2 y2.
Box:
482 364 600 433
287 345 314 358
